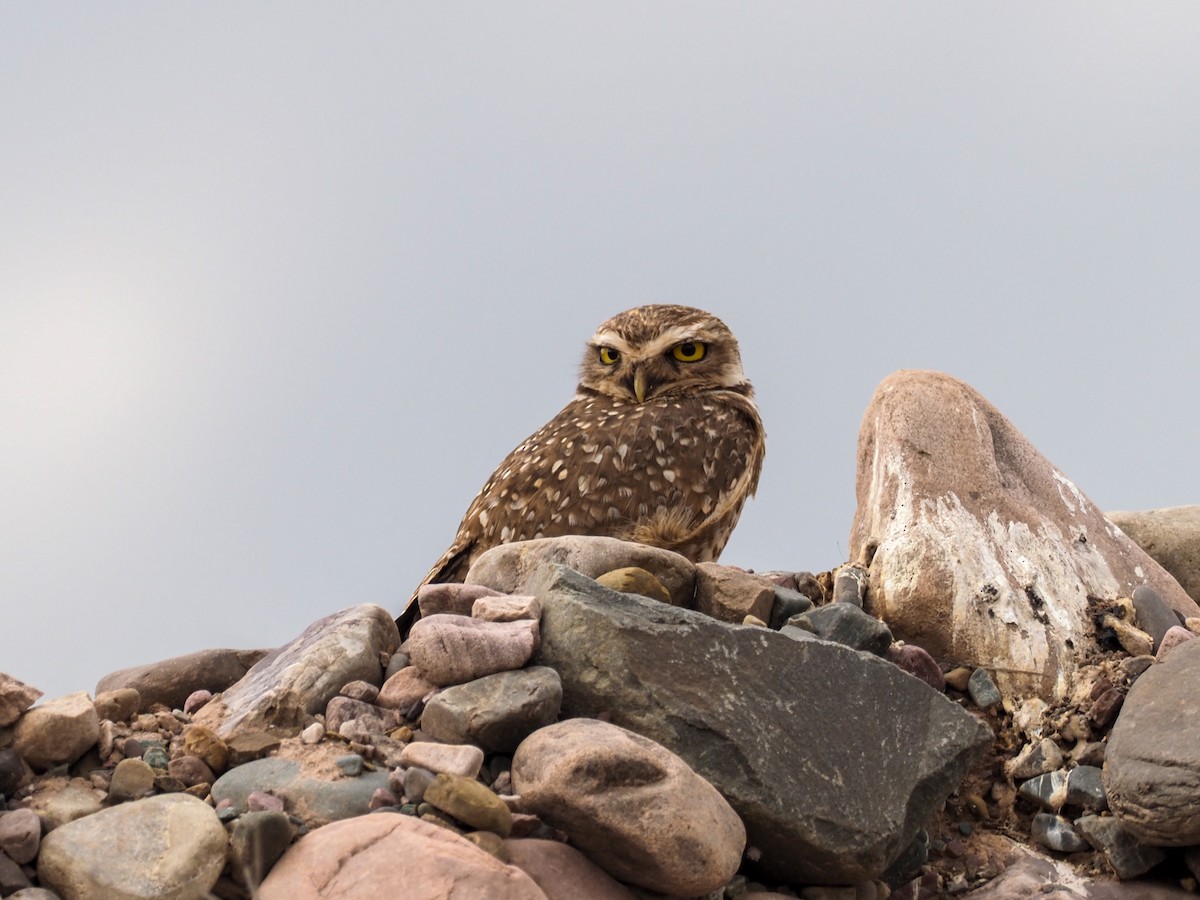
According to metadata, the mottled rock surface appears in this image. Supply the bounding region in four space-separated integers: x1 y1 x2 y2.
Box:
512 718 744 896
850 370 1199 701
407 615 539 686
193 605 397 738
37 794 226 900
528 564 991 885
421 666 562 751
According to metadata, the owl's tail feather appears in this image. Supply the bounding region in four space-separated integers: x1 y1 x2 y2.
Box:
396 542 473 636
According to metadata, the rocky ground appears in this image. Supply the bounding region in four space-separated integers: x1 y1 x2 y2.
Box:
2 369 1199 900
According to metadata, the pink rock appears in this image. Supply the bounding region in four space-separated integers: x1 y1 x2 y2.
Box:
376 667 438 713
0 808 41 864
324 697 399 735
511 719 745 896
407 616 539 686
418 583 504 618
339 681 380 703
693 562 776 624
850 370 1200 702
885 644 945 692
248 791 286 813
473 595 543 623
1156 625 1195 662
505 838 636 900
183 690 213 715
399 741 485 779
256 813 547 900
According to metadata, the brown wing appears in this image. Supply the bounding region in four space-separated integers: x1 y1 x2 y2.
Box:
398 389 764 632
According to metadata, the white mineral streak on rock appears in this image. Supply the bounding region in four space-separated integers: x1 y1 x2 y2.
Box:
851 371 1199 703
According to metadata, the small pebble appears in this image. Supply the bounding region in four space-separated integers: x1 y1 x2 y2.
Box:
122 737 144 759
340 681 380 704
369 788 399 810
967 668 1002 709
143 746 169 770
183 690 213 715
944 667 972 692
247 791 286 813
403 766 436 803
335 754 365 777
108 757 157 803
300 722 325 744
1031 812 1090 853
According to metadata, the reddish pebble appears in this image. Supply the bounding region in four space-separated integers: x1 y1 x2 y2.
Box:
369 788 399 810
885 644 945 692
1156 625 1195 662
183 690 213 715
122 737 145 758
248 791 286 813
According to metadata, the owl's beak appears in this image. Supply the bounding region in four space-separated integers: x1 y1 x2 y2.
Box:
633 369 647 403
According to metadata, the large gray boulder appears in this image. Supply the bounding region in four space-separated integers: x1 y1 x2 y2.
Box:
850 370 1198 702
527 564 991 886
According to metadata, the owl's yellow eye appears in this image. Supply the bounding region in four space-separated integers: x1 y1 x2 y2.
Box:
599 346 620 365
672 341 706 362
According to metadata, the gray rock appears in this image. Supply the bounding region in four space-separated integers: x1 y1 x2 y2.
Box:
787 603 893 655
1132 585 1182 652
96 648 268 713
11 692 99 770
1075 814 1167 879
1031 812 1090 853
850 371 1200 702
465 535 697 608
37 793 227 900
1064 766 1107 812
228 810 294 890
0 853 31 896
192 605 397 739
832 565 868 608
421 667 562 752
1018 770 1067 812
211 756 391 828
1105 637 1200 845
1107 506 1200 603
692 562 776 624
527 564 991 885
967 668 1002 709
1005 738 1064 781
0 749 31 796
767 587 813 630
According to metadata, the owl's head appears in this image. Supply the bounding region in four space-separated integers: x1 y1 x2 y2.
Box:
578 305 753 403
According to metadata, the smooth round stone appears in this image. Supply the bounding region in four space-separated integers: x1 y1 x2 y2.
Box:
596 567 672 603
183 725 229 773
1064 765 1107 812
1034 812 1091 853
0 808 42 865
403 767 436 803
1156 625 1195 661
167 755 215 789
398 741 485 779
967 668 1002 709
212 757 392 827
109 758 157 803
423 773 513 837
1017 770 1067 812
301 722 325 744
885 644 945 692
183 690 214 715
248 791 286 813
335 755 365 777
37 794 227 900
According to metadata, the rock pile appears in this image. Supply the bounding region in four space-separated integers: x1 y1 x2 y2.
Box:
1 369 1199 899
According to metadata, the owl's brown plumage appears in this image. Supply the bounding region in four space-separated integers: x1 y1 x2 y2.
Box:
402 304 765 625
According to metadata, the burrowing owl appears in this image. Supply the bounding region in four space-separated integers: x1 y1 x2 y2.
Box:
404 304 765 621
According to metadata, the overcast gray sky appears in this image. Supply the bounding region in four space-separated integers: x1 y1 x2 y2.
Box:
3 4 1199 701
